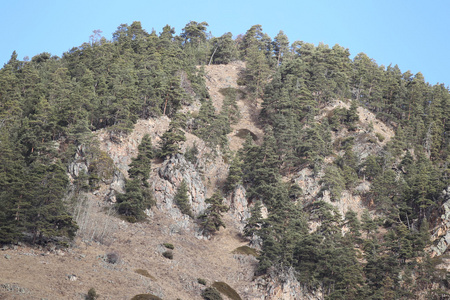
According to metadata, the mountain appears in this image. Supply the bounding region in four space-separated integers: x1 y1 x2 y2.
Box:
1 21 450 299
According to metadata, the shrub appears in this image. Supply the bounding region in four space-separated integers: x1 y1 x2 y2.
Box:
174 180 193 218
162 250 173 259
201 287 223 300
198 278 207 285
163 243 174 250
375 132 385 142
135 269 156 280
232 246 259 257
88 150 115 189
212 282 242 300
185 144 199 164
131 294 162 300
106 252 119 264
86 288 99 300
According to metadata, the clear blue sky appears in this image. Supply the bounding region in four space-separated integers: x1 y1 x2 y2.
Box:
2 0 449 86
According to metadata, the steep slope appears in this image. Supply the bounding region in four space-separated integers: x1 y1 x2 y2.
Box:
0 63 280 300
204 61 264 151
2 60 448 299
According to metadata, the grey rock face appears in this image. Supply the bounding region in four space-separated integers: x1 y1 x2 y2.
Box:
105 170 126 203
224 185 250 232
153 154 207 223
431 186 450 257
248 268 322 300
68 145 89 179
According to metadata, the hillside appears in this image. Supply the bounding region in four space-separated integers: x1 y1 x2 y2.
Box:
1 21 450 300
0 62 288 300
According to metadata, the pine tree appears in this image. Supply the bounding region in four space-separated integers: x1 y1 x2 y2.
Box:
198 191 228 235
128 134 153 184
242 44 271 98
361 209 377 239
160 116 186 159
320 165 345 201
174 180 193 218
345 209 362 243
116 178 151 222
223 154 243 195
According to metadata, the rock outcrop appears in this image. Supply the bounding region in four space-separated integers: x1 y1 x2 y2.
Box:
248 268 322 300
431 186 450 257
294 167 368 217
152 154 207 226
68 145 89 179
224 185 250 232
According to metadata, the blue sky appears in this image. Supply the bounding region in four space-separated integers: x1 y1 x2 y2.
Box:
2 0 449 86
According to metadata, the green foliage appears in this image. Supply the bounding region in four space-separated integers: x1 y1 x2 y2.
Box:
128 134 153 184
198 191 229 235
193 99 231 150
209 33 238 64
116 134 154 221
211 282 242 300
106 252 119 264
0 21 214 245
241 44 271 98
162 250 173 259
160 115 187 158
88 149 115 189
0 160 79 245
232 246 259 257
320 165 345 201
135 269 156 280
185 143 199 165
116 178 153 221
243 200 263 237
174 180 193 217
375 132 385 142
327 103 359 131
86 288 99 300
223 154 243 195
219 88 241 124
1 20 449 297
163 242 174 250
131 294 162 300
201 287 223 300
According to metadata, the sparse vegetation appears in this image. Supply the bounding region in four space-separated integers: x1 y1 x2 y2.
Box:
185 143 199 164
135 269 156 280
131 294 162 300
201 287 223 300
232 246 259 257
1 19 449 300
375 132 385 142
106 252 119 264
212 282 242 300
163 243 174 250
85 287 99 300
162 250 173 259
197 278 207 285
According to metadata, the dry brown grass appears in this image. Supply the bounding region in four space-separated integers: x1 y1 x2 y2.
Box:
0 63 263 300
0 204 255 300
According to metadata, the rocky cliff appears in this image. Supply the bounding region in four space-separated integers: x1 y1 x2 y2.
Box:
2 61 450 300
431 187 450 257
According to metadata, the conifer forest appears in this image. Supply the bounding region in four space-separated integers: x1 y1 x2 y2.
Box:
1 21 450 299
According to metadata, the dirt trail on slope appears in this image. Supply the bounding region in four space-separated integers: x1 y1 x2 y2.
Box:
204 61 264 151
0 205 254 300
0 62 263 300
319 99 395 146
